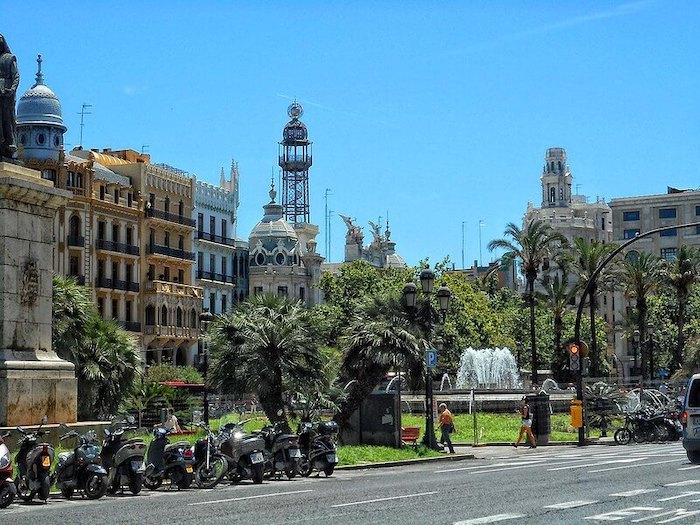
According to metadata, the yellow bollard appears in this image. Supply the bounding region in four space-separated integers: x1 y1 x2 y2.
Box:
570 399 583 429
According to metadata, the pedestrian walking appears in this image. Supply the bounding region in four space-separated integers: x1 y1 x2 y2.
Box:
438 403 456 454
514 397 536 449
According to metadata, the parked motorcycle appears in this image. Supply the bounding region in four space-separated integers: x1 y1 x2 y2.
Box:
218 421 266 484
0 431 16 508
14 416 53 503
298 420 339 477
144 426 194 490
102 417 146 495
53 426 107 499
258 421 302 479
193 423 227 489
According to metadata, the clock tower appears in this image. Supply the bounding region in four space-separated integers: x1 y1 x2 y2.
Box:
540 147 572 208
279 102 312 223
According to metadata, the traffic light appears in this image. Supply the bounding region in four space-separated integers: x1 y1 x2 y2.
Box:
568 342 580 372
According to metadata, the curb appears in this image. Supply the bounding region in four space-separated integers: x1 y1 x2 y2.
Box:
453 439 611 447
337 453 474 471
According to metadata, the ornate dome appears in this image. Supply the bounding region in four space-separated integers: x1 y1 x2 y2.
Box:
249 182 298 246
17 55 65 129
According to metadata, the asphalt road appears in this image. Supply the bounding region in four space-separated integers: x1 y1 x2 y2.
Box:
3 442 699 524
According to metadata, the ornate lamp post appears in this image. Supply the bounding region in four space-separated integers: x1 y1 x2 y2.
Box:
403 269 451 449
199 308 215 424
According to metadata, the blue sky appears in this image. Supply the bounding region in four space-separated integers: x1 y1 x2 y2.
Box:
6 1 699 266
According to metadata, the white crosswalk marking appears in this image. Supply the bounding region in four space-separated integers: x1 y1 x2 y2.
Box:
657 491 700 502
453 514 525 525
589 458 681 473
610 489 658 497
665 479 700 487
584 506 663 521
544 500 597 509
630 508 700 523
548 458 643 471
677 464 700 471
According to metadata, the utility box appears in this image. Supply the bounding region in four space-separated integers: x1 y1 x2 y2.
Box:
340 392 401 448
526 393 551 445
570 399 583 429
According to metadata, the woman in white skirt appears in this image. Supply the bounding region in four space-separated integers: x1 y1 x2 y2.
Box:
514 397 536 449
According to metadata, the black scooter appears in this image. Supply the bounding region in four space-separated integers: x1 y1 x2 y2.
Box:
258 422 302 479
102 417 146 495
298 420 339 477
217 421 266 484
53 426 107 499
0 431 16 508
144 426 194 490
14 416 54 503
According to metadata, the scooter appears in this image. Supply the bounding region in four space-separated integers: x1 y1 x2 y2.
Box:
218 421 266 484
298 420 339 477
193 423 226 489
144 426 194 490
14 416 54 503
102 417 146 495
53 426 108 499
0 431 16 508
258 421 302 479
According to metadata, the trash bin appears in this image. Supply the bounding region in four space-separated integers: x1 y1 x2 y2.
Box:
526 393 551 445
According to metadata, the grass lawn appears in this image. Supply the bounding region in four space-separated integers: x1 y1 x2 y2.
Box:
401 412 615 444
338 445 441 466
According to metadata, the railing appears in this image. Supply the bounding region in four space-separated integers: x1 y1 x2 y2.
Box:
143 325 197 338
67 235 85 247
279 155 312 168
145 207 196 227
196 230 236 246
143 280 203 299
147 244 195 260
95 277 113 289
127 281 140 292
120 321 142 333
96 277 140 292
196 270 230 283
96 239 140 256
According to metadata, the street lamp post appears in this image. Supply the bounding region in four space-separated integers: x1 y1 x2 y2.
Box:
647 321 655 380
632 329 640 377
403 269 451 450
199 308 215 425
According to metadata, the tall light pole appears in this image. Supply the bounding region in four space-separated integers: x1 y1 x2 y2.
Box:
78 103 92 147
478 220 485 267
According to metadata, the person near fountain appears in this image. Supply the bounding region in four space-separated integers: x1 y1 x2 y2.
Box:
514 397 536 449
438 403 455 454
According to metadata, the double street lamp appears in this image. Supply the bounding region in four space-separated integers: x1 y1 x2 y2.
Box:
199 308 215 425
403 269 451 450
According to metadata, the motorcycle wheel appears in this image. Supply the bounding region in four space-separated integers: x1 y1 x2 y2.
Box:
196 457 227 489
84 474 107 500
143 474 162 491
177 471 193 490
632 425 647 443
61 486 74 499
129 473 143 495
299 457 313 478
0 483 16 509
16 477 33 502
285 462 298 480
614 428 632 445
688 450 700 464
37 470 50 501
251 463 264 484
323 465 335 477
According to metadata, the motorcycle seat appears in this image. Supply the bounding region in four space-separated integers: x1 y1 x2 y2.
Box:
164 442 189 453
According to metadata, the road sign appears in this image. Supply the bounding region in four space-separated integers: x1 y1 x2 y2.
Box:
426 349 438 368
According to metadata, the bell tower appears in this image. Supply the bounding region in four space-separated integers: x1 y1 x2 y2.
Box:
279 102 312 224
541 147 572 208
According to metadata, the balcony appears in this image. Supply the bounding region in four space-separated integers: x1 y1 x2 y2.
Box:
145 207 196 227
67 235 85 247
120 321 142 333
144 280 203 300
143 325 197 339
95 276 113 289
197 270 231 283
96 239 140 256
278 155 312 171
96 277 139 292
196 230 236 247
147 243 195 261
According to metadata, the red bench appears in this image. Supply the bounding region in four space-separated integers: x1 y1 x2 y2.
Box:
401 426 420 448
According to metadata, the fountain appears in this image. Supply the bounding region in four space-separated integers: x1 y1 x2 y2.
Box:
456 347 522 389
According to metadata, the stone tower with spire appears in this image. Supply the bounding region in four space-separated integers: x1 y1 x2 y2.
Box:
541 147 572 208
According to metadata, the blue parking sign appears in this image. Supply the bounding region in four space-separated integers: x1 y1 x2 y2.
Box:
426 349 438 368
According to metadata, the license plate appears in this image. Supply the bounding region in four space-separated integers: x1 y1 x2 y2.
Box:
131 460 143 471
41 456 51 468
250 452 264 464
289 448 302 458
185 465 193 473
326 453 337 464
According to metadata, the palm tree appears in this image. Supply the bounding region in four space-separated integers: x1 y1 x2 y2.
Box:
569 238 617 377
488 220 567 384
52 275 95 360
539 266 578 382
619 252 663 379
209 294 323 431
664 245 700 373
333 293 424 432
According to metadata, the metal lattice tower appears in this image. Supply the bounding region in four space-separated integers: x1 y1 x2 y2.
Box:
279 102 313 223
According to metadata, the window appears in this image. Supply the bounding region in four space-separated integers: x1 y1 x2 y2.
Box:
623 229 640 240
145 305 156 326
149 228 155 246
661 247 677 261
114 189 119 204
221 257 227 278
233 255 238 276
126 227 133 246
69 215 81 237
149 193 155 208
178 235 184 250
254 286 263 295
126 264 133 283
623 211 640 221
198 213 204 232
97 298 104 316
222 219 227 240
209 254 215 273
689 379 700 408
625 250 640 262
277 286 288 297
299 287 305 302
255 252 265 266
164 197 170 213
164 232 170 247
125 301 132 322
54 135 60 147
69 255 80 277
221 294 227 313
176 307 183 327
99 185 105 200
197 252 203 271
178 200 184 216
696 205 700 216
190 308 198 328
210 216 216 235
660 228 677 237
161 305 168 325
178 269 184 283
36 133 45 145
209 293 216 313
112 224 120 243
127 193 132 207
275 252 285 265
549 187 555 204
112 262 119 280
41 169 56 182
98 221 106 241
112 299 119 320
659 208 677 219
147 264 155 280
163 266 170 281
696 225 700 236
601 217 606 230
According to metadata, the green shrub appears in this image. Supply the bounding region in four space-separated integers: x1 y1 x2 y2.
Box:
146 364 203 384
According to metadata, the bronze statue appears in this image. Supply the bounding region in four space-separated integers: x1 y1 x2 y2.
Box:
0 34 19 160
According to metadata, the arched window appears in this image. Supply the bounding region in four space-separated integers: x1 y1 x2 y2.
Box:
255 252 265 266
176 307 183 327
275 252 285 265
549 187 556 204
161 305 168 325
69 215 81 237
145 305 156 326
557 161 562 171
178 200 184 216
190 308 198 328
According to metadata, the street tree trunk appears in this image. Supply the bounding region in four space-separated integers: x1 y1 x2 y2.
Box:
528 278 539 385
638 299 649 381
674 290 687 373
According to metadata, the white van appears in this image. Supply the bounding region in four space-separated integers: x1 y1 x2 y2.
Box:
682 374 700 463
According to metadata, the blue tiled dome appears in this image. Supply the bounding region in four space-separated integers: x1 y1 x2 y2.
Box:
16 55 65 130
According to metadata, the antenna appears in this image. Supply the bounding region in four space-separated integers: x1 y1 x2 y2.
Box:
141 145 150 154
576 183 582 194
78 103 93 147
478 220 486 267
328 209 334 263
